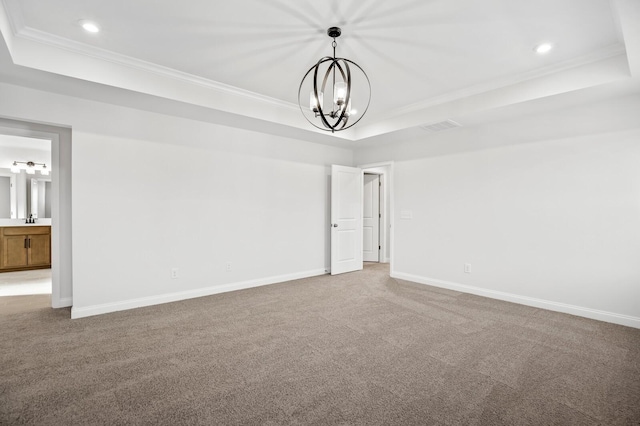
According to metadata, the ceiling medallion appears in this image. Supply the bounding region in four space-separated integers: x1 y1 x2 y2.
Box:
298 27 371 133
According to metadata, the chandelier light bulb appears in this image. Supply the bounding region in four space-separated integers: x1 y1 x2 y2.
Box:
11 161 20 173
310 91 323 113
334 82 347 106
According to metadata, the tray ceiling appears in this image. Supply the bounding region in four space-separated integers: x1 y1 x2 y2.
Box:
0 0 636 142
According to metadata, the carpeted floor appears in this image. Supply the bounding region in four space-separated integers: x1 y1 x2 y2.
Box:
1 263 639 425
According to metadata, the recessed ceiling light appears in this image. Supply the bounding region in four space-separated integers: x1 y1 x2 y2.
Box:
80 20 100 33
534 43 553 54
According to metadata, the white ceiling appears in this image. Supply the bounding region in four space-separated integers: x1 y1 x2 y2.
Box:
0 0 638 144
0 134 50 150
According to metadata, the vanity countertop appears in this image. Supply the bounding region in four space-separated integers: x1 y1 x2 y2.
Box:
0 219 52 227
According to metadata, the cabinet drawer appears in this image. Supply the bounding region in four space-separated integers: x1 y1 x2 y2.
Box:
2 226 50 236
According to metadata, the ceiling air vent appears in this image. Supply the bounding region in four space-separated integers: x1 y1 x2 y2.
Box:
420 119 461 132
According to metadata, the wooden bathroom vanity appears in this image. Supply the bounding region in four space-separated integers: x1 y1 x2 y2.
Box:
0 225 51 271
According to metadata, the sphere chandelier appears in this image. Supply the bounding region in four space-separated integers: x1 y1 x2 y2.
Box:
298 27 371 133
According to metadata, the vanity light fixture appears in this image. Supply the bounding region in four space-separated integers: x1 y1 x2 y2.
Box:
11 161 50 176
298 27 371 133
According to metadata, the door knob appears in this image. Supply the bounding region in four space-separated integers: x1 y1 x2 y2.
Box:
332 224 338 227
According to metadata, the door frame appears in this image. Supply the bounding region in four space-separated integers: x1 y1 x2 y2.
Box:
363 172 381 263
0 117 73 309
359 161 394 269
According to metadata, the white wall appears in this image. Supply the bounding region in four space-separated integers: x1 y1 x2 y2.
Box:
0 82 352 318
3 79 639 327
355 101 640 327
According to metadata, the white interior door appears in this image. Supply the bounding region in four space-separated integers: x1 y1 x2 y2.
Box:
363 174 380 262
331 165 363 275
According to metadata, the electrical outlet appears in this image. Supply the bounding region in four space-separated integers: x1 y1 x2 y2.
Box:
171 268 179 279
464 263 471 274
225 262 232 272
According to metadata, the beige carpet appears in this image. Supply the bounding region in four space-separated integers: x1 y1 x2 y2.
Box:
1 263 639 425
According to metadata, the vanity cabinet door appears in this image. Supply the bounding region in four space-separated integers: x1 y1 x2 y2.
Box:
2 235 29 269
28 234 51 266
0 226 51 271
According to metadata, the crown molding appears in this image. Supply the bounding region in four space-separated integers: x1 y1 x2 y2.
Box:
1 0 631 144
353 50 631 140
0 0 298 112
372 44 628 123
13 25 299 112
0 0 18 54
0 0 23 35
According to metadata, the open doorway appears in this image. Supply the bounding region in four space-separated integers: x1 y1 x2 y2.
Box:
361 162 393 265
0 134 53 297
363 173 381 262
330 162 393 275
0 117 72 310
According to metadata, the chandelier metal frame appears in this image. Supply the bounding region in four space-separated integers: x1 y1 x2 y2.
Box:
298 27 371 133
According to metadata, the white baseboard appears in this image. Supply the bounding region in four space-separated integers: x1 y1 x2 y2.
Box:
391 271 640 329
71 268 328 319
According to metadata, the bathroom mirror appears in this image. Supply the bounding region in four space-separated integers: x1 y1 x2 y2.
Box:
29 178 52 219
0 173 12 218
0 171 51 219
0 134 51 219
0 169 16 219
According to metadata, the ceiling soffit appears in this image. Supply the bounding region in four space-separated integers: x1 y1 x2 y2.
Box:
0 0 637 142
